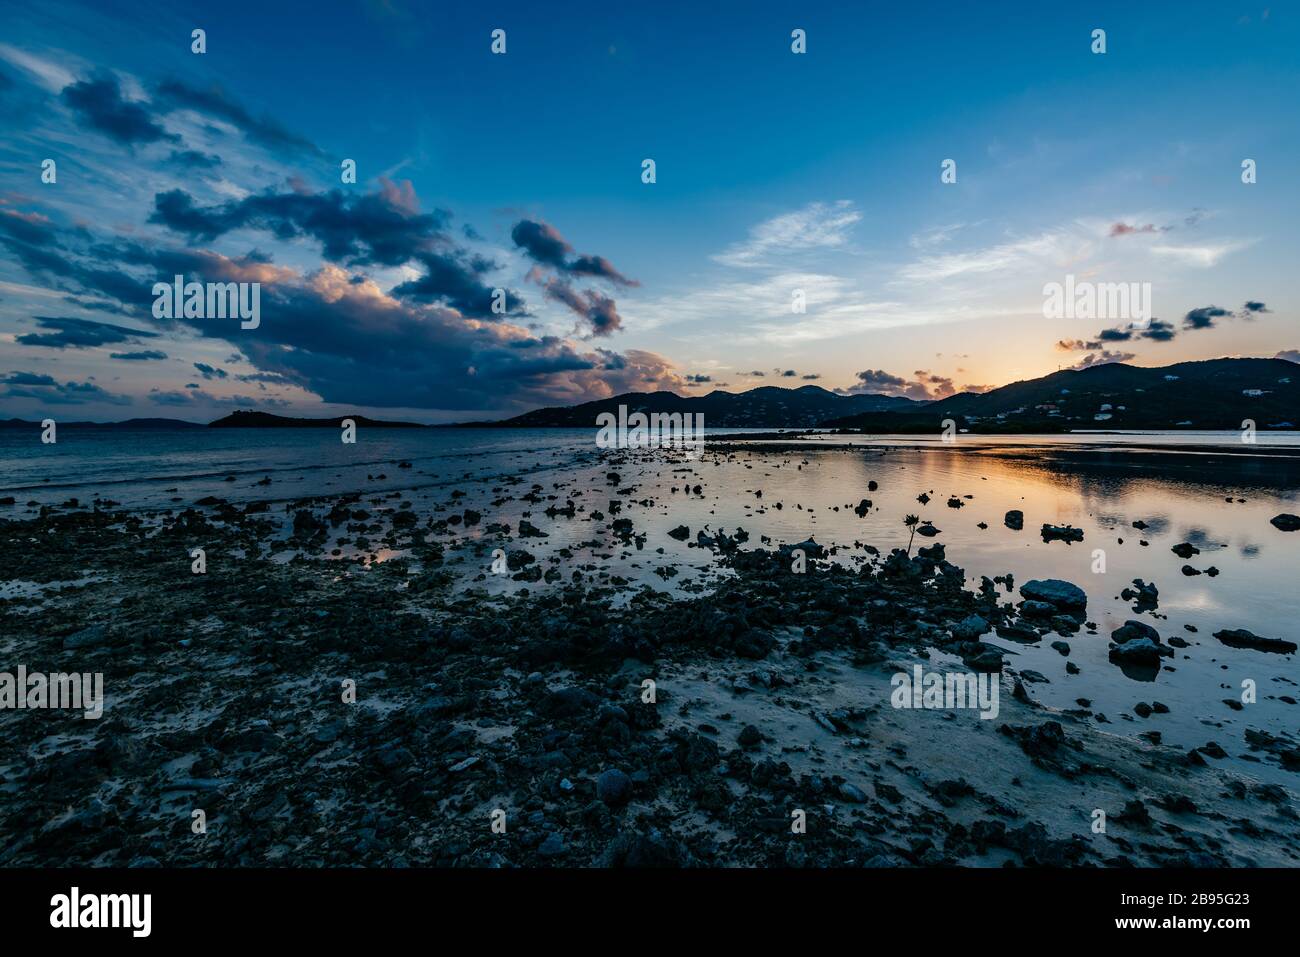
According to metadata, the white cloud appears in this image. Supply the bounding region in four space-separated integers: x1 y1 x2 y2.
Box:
1150 240 1252 267
713 200 861 268
0 43 76 91
908 223 967 249
897 231 1087 283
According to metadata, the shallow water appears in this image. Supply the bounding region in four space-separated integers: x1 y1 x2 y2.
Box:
2 427 1297 785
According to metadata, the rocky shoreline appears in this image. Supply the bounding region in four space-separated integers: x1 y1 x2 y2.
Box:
2 470 1298 869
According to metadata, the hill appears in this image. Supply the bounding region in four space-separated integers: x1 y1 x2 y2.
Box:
0 417 204 430
823 358 1299 432
207 411 426 428
462 385 918 428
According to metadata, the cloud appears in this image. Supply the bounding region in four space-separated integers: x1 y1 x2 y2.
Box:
510 219 638 287
165 264 678 412
685 374 712 384
897 232 1071 283
167 149 221 170
1068 350 1136 370
393 249 525 319
15 315 160 349
840 368 970 400
1183 305 1231 330
841 369 925 400
61 74 177 146
150 181 454 269
1151 241 1249 267
1275 350 1300 364
1240 300 1270 317
909 223 966 249
110 350 167 360
2 370 131 405
1140 319 1177 341
0 193 688 415
0 43 76 91
194 362 228 380
1109 222 1164 237
537 277 623 337
153 78 323 156
801 373 821 380
714 201 861 268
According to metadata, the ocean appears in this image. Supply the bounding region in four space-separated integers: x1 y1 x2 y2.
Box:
2 426 1298 786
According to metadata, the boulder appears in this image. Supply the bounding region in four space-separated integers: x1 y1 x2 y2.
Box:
1019 579 1087 610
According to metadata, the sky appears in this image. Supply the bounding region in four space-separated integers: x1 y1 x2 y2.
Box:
0 0 1296 422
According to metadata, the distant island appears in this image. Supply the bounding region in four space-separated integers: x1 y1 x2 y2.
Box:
207 410 427 429
1 358 1294 432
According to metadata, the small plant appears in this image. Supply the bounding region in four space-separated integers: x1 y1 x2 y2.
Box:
904 514 920 556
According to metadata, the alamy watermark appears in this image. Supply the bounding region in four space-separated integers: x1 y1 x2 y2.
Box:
1043 274 1151 323
595 405 704 449
50 887 150 937
152 275 260 329
0 666 103 719
891 665 999 719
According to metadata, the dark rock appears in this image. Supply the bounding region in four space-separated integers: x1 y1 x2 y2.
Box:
596 769 633 807
1212 629 1297 654
1019 579 1087 610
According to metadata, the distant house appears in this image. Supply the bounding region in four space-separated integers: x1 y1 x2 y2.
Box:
1242 389 1267 397
1094 413 1113 421
1164 374 1180 381
1099 403 1112 412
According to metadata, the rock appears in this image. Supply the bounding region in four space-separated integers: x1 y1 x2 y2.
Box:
1171 542 1199 559
1121 579 1160 611
854 499 872 517
292 509 326 536
537 833 566 857
837 782 868 803
967 649 1005 673
1269 513 1300 531
598 829 690 867
667 525 690 541
1019 579 1087 610
540 686 599 717
1181 565 1201 576
1004 510 1024 530
1109 638 1162 666
1212 629 1297 654
950 614 990 640
596 769 633 807
1050 641 1070 656
62 625 109 650
792 537 825 557
1020 600 1056 618
737 724 763 749
1112 620 1160 644
1040 524 1083 543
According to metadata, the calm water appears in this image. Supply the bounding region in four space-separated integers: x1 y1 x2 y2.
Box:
2 427 1298 784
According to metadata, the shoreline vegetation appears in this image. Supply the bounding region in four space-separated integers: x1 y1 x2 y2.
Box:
2 438 1297 868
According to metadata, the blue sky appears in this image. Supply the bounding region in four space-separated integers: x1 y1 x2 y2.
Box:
1 0 1296 421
